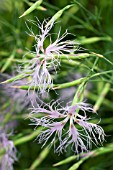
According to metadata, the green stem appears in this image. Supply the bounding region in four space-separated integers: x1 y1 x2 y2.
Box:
29 147 50 170
85 90 113 109
93 83 110 112
71 77 89 105
14 128 41 146
1 48 16 73
11 77 85 90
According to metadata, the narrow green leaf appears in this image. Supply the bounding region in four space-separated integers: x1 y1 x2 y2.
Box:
68 143 113 170
68 157 89 170
85 90 113 110
0 72 32 84
54 78 85 90
36 6 47 11
19 0 43 18
78 36 112 44
14 128 41 146
53 156 76 166
91 52 113 66
29 147 50 169
72 77 89 105
46 4 74 27
93 83 110 112
10 77 85 90
1 48 16 73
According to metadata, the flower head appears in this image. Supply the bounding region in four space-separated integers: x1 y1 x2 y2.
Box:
30 101 105 154
21 19 78 94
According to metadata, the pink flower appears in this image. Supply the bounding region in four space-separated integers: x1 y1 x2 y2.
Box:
30 101 105 154
0 132 17 170
20 19 78 94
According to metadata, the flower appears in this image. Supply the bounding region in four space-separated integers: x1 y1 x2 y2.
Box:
0 132 17 170
21 19 78 94
30 101 105 154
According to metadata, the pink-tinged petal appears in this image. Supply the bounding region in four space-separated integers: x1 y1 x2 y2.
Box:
56 124 87 154
50 122 64 132
69 125 87 153
32 107 64 118
76 119 105 145
37 121 65 147
67 105 78 114
23 59 53 94
45 29 78 55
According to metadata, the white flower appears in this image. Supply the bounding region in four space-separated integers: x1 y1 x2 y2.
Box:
30 101 105 154
21 19 78 94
